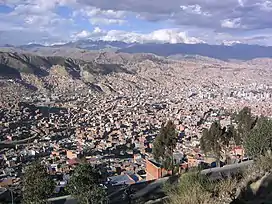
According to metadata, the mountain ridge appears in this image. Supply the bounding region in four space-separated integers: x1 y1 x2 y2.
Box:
2 40 272 61
117 43 272 60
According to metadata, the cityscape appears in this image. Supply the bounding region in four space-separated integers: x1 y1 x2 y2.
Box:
1 0 272 203
0 50 272 203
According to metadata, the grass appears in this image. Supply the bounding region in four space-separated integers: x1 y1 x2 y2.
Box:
164 172 215 204
165 153 272 204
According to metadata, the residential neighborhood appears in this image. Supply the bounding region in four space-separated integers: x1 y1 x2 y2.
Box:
0 51 272 203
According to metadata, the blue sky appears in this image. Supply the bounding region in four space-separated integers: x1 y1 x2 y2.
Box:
0 0 272 45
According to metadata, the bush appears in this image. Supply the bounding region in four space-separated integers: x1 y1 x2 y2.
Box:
166 154 272 204
165 172 215 204
165 171 242 204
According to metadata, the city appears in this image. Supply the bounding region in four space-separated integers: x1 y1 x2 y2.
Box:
0 50 272 203
1 0 272 203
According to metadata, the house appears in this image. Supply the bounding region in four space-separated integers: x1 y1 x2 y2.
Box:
66 150 78 160
187 156 198 168
133 154 142 163
230 146 245 159
51 151 60 158
107 174 138 186
145 159 169 181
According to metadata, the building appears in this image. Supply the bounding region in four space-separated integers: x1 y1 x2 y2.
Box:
230 146 245 159
107 174 143 186
66 150 78 160
145 159 169 181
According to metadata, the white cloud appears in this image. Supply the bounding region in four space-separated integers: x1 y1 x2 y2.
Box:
12 0 60 15
74 6 127 25
71 28 204 44
221 18 243 29
74 30 92 39
67 27 272 46
82 7 126 19
222 40 242 46
1 0 76 38
238 0 245 7
1 0 272 46
93 27 103 33
90 18 127 25
5 0 65 31
101 29 204 44
72 27 106 40
180 4 211 16
24 15 54 27
256 0 272 11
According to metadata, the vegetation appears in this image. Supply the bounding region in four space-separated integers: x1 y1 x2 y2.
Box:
164 171 239 204
164 172 213 204
167 106 272 204
235 152 272 204
152 120 178 172
244 117 272 158
67 163 108 204
166 153 272 204
254 151 272 172
200 121 234 166
22 162 55 204
200 107 270 165
233 107 258 145
19 107 271 204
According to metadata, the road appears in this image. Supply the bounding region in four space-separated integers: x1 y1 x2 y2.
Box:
48 161 254 204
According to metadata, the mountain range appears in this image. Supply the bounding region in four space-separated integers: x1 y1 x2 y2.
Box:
2 40 272 61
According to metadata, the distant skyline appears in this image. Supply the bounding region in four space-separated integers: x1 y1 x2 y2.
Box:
0 0 272 45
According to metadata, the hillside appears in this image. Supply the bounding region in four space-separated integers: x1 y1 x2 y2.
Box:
0 51 136 100
1 50 272 94
0 51 132 78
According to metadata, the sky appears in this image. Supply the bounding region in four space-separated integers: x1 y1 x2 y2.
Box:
0 0 272 45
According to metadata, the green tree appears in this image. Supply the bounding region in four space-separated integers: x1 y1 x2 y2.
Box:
22 162 55 204
244 117 272 158
153 120 178 172
233 107 258 144
67 163 108 204
200 121 234 167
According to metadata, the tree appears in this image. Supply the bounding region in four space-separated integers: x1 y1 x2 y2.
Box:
153 120 178 172
200 121 234 167
22 162 55 204
67 163 108 204
233 107 258 144
244 117 272 158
